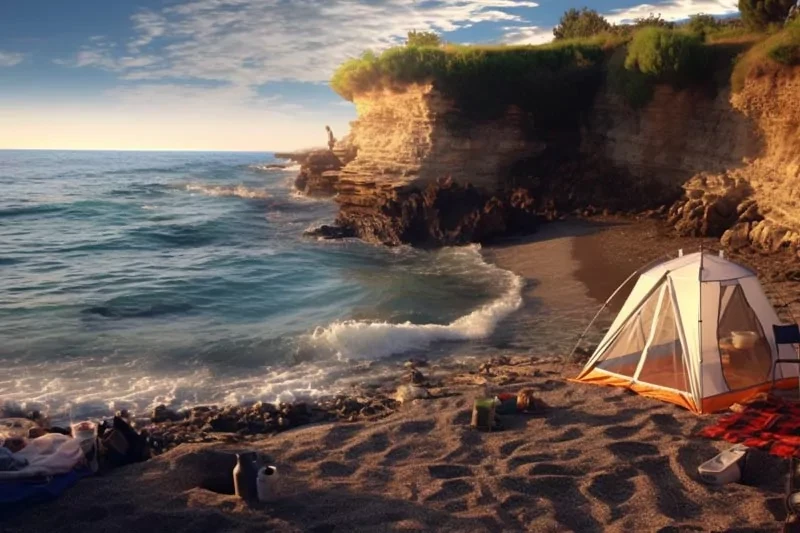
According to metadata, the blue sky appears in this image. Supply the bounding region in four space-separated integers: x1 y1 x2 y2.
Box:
0 0 738 151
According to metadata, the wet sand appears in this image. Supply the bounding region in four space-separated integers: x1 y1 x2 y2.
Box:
4 218 797 533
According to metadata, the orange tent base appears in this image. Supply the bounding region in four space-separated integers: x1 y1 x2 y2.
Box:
571 369 799 414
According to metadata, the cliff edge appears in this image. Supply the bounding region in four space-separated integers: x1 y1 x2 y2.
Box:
298 42 800 254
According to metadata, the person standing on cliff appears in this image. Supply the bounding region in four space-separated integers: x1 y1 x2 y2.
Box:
325 125 336 152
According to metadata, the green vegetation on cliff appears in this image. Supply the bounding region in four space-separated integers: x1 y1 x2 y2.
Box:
330 38 614 103
738 0 796 29
732 18 800 91
331 6 799 110
331 37 622 125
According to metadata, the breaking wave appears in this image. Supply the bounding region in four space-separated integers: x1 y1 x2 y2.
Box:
184 183 271 200
310 246 524 360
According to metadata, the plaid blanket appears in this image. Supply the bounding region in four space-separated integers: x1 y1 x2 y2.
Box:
698 397 800 458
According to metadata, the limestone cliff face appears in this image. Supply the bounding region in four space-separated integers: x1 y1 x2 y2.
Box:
334 85 542 245
307 68 800 250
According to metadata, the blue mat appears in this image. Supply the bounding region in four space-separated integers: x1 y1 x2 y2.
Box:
0 468 91 505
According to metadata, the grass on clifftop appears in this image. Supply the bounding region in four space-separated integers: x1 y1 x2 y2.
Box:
331 21 793 111
331 35 624 124
731 19 800 91
330 36 620 102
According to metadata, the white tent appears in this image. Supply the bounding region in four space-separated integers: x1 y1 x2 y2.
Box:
575 251 798 413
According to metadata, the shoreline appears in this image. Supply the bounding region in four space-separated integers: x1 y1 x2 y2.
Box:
5 217 800 532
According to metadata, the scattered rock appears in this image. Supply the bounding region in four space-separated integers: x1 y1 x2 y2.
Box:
395 385 430 404
151 404 184 424
406 369 426 385
304 225 356 240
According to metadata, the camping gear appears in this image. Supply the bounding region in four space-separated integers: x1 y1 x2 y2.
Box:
71 421 99 473
471 398 496 431
0 448 27 471
233 452 261 501
573 251 798 414
495 394 517 415
698 396 800 458
0 434 83 480
697 443 749 485
98 416 150 468
0 468 90 505
771 324 800 398
256 465 278 503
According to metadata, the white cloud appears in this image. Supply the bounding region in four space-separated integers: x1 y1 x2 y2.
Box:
66 0 539 85
503 26 553 45
0 51 24 67
503 0 739 46
606 0 738 24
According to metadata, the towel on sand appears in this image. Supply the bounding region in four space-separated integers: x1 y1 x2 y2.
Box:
698 397 800 458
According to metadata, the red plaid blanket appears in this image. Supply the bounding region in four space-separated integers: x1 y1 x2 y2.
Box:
697 397 800 458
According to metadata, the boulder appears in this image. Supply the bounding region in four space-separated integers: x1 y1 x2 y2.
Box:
151 405 184 423
721 222 752 250
395 385 430 404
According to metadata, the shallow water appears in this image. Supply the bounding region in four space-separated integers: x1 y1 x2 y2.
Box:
0 150 524 419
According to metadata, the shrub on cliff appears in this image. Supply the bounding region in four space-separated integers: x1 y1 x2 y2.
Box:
731 19 800 91
553 8 612 40
738 0 795 29
686 13 723 38
406 30 442 48
624 28 709 82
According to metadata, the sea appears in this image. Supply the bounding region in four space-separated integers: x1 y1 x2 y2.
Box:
0 150 528 420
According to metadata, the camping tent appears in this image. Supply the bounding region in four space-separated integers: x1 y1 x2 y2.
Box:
574 251 798 414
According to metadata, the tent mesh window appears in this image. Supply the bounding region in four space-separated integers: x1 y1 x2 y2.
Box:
717 284 772 390
636 288 688 392
596 284 662 377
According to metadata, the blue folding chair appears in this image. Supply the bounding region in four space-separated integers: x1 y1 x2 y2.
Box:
772 324 800 398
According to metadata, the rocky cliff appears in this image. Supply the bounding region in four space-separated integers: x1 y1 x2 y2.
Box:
298 65 800 251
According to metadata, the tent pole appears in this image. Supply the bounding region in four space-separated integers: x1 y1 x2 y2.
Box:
698 245 704 411
561 253 674 374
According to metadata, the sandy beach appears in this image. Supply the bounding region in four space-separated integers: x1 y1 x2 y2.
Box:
4 218 798 533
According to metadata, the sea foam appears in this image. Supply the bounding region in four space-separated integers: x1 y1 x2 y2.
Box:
310 246 524 360
184 183 270 200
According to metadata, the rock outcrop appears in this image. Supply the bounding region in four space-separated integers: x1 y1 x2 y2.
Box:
664 66 800 255
297 64 800 250
293 139 358 197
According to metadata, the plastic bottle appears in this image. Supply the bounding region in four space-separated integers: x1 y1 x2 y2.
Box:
257 465 278 502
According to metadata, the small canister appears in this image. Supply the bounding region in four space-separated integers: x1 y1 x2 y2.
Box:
470 398 496 431
257 465 278 502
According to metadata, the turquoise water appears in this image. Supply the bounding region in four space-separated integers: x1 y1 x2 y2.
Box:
0 150 522 418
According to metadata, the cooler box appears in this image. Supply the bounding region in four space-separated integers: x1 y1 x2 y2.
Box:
698 444 749 485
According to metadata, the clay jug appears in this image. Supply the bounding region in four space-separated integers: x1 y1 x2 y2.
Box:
233 452 261 501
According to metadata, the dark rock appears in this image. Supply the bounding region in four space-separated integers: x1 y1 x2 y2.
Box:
335 178 542 246
404 357 429 369
304 224 356 240
406 369 426 385
208 414 239 433
152 404 184 423
251 401 277 415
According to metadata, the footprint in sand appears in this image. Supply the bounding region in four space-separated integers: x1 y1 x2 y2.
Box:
428 464 473 479
318 461 359 478
322 424 365 450
607 441 659 458
425 479 474 502
397 420 436 434
343 431 390 461
507 453 556 471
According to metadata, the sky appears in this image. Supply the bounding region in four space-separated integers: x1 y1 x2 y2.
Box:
0 0 739 152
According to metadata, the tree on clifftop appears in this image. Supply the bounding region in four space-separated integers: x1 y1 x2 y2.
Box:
406 30 442 47
738 0 795 29
553 8 612 40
